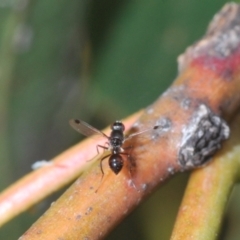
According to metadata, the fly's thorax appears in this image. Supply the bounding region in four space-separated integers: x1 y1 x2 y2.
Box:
110 130 124 148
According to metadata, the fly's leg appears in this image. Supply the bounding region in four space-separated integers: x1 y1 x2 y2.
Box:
96 142 109 154
121 145 132 152
95 153 111 193
121 145 139 191
99 154 111 180
128 155 138 191
87 143 109 162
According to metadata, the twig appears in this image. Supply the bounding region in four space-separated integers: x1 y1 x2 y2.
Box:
19 3 240 239
0 112 142 227
171 113 240 240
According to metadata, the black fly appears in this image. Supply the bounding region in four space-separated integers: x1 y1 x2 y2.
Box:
69 119 157 178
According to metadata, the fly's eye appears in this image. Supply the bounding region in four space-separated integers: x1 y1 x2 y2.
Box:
112 121 125 131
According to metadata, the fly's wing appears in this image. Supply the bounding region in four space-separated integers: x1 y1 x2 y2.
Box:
69 119 109 139
124 125 160 141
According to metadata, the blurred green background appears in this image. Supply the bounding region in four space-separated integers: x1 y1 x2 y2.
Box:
0 0 239 239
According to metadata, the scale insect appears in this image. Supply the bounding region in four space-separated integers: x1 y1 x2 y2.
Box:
69 119 158 178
